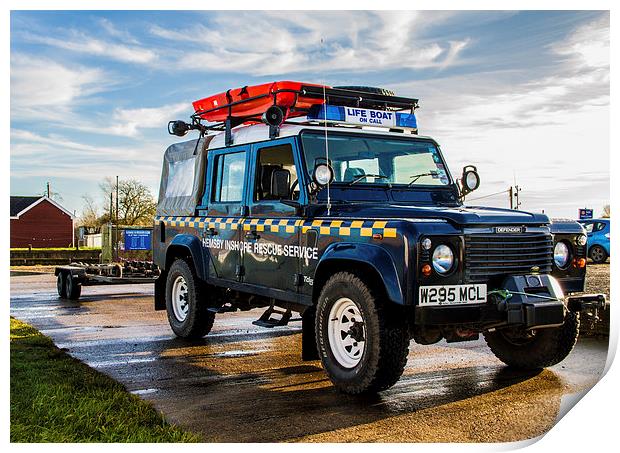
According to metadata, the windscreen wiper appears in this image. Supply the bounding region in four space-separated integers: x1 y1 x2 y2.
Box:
408 171 438 186
348 174 390 186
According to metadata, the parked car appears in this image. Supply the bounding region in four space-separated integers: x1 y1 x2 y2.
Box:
578 218 610 264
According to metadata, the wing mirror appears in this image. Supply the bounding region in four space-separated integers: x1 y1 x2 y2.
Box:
460 165 480 196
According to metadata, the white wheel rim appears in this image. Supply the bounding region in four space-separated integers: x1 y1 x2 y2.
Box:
171 275 189 322
328 297 366 368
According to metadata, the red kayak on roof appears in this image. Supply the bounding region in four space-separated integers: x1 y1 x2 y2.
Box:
192 81 328 122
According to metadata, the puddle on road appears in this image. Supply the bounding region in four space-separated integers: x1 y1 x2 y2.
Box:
131 388 160 396
211 349 265 358
53 327 301 350
88 357 158 368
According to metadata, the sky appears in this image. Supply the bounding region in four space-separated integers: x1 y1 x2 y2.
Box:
9 10 610 219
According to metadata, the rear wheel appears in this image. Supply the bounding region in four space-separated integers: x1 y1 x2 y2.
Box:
589 245 608 264
64 273 81 300
315 272 410 394
483 311 579 369
165 259 215 339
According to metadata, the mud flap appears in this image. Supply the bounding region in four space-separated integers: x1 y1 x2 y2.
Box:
301 307 319 361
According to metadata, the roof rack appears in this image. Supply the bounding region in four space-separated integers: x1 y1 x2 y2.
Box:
173 84 420 146
299 85 418 112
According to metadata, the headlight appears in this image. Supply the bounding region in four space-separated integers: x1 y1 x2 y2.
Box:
577 234 587 246
432 244 455 274
554 241 570 269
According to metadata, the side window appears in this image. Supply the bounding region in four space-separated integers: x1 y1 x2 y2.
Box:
212 151 246 203
254 144 299 201
595 222 606 232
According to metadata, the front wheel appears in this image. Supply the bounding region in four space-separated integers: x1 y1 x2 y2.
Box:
483 311 580 369
589 245 608 264
315 272 410 394
165 259 215 339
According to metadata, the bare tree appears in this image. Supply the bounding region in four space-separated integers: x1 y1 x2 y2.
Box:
99 177 157 226
602 204 610 218
78 195 101 227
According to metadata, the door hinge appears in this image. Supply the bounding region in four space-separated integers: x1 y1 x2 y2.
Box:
293 273 303 286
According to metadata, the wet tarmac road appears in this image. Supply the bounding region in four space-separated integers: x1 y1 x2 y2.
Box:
10 272 609 443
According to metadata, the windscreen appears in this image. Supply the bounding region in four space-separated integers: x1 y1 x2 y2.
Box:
301 132 450 186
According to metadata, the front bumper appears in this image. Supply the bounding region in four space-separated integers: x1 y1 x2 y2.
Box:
414 274 606 330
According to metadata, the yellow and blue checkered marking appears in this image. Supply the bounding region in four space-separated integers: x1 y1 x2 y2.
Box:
155 216 398 238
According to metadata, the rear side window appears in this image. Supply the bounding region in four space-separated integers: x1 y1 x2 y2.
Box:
594 222 607 232
212 151 246 202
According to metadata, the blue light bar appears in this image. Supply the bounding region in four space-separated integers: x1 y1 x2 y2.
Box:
307 104 417 129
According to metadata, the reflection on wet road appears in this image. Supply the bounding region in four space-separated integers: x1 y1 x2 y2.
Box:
10 273 609 442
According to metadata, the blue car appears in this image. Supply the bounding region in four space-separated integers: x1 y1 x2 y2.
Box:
579 218 610 264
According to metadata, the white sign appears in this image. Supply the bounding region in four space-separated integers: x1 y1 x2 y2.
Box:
344 107 396 127
418 284 487 306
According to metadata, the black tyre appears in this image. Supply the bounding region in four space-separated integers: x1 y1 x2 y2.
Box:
165 259 215 339
64 273 81 300
334 86 396 96
57 273 67 298
483 311 580 369
315 272 410 394
589 245 608 264
333 86 396 110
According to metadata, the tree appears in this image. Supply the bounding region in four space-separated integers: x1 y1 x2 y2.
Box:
99 177 157 226
78 194 101 227
602 204 610 218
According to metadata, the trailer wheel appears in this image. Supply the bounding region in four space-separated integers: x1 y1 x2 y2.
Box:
57 272 67 298
65 273 82 300
165 258 215 339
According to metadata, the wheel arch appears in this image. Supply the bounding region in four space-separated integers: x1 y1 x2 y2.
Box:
312 243 404 305
165 234 207 278
155 235 208 311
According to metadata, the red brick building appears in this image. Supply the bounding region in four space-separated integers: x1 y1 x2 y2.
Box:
10 196 74 248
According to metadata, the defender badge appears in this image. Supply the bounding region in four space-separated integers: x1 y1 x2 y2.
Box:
494 226 525 234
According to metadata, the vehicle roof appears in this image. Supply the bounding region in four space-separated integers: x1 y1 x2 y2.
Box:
578 218 610 223
206 122 434 150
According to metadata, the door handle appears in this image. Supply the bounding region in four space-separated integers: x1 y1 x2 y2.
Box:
204 228 218 237
245 230 260 241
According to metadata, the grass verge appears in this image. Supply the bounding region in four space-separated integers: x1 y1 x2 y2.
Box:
10 317 199 442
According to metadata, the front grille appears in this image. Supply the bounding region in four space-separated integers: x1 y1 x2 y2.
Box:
464 233 553 283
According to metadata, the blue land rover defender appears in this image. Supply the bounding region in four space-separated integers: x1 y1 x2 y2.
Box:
154 85 604 394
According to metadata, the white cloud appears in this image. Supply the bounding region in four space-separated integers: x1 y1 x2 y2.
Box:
551 15 609 70
153 11 470 75
67 103 191 137
98 18 141 45
20 30 157 64
10 54 111 121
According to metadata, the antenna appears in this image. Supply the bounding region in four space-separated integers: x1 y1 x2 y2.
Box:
321 37 331 216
